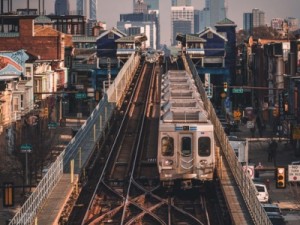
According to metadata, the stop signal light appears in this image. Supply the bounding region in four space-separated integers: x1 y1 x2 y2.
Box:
276 167 286 189
223 82 228 92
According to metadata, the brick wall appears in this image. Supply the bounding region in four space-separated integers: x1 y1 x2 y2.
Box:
0 19 66 61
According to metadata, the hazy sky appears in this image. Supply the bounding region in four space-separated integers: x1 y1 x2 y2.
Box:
11 0 300 45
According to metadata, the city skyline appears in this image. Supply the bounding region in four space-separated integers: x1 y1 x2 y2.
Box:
5 0 300 45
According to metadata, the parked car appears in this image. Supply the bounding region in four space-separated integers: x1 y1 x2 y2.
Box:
254 182 269 203
262 203 282 216
267 214 285 225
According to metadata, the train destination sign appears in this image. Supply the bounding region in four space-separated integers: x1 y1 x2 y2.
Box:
288 165 300 181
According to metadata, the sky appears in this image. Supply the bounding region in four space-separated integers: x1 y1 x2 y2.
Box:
10 0 300 45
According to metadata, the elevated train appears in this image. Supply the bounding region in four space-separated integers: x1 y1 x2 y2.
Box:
157 70 215 189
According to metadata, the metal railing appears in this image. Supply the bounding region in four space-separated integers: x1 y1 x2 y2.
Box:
182 54 272 225
8 52 141 225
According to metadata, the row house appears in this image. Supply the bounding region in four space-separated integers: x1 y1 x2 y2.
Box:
240 36 300 154
0 15 72 131
176 18 236 108
0 50 31 127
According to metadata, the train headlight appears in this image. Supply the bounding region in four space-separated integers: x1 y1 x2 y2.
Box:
164 159 173 166
199 160 208 168
200 160 207 164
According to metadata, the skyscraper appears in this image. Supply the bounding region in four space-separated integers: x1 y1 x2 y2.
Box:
252 8 265 28
89 0 96 20
144 0 159 10
172 0 191 6
121 1 160 49
243 9 265 34
171 5 194 45
243 13 253 33
55 0 70 15
118 13 159 49
199 0 227 31
133 0 148 13
76 0 96 19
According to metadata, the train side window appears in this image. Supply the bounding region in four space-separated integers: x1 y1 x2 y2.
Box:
161 136 174 156
181 137 191 157
198 137 211 156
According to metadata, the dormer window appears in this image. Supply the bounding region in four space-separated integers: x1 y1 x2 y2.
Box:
207 32 213 39
108 32 114 39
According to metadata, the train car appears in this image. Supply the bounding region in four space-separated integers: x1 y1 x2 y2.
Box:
157 70 215 189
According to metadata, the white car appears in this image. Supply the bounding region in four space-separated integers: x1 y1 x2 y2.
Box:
254 183 269 203
291 161 300 165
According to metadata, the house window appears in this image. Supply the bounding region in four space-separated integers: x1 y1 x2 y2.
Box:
13 97 19 111
26 66 32 77
219 32 227 39
108 32 114 39
207 32 213 39
20 94 24 109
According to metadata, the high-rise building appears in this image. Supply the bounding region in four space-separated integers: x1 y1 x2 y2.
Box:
122 1 160 49
243 13 252 33
243 9 265 34
133 0 149 14
285 17 299 32
271 18 284 31
144 0 159 10
172 0 191 6
89 0 96 20
252 8 265 28
118 12 159 49
76 0 96 20
55 0 70 15
171 5 194 45
199 0 227 31
194 10 200 34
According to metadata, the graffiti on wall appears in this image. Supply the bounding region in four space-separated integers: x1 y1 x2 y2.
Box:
0 49 29 76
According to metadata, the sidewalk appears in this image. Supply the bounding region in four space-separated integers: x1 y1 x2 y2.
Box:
231 123 300 224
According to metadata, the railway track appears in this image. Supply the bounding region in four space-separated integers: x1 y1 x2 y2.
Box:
65 55 225 225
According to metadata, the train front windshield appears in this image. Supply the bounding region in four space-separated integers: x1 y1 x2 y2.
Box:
198 137 211 156
162 136 174 156
181 137 191 157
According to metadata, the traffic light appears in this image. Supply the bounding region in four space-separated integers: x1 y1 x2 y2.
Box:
273 107 279 117
3 183 14 207
223 82 228 92
276 167 286 189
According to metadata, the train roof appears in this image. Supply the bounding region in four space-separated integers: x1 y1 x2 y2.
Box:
160 70 208 123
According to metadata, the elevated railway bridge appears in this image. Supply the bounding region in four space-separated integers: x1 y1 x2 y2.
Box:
8 52 272 225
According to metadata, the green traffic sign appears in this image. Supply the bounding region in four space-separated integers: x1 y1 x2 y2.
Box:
48 122 57 129
75 93 87 99
21 144 32 152
232 88 244 94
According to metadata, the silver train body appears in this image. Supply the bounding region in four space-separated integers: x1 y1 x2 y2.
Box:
157 70 215 189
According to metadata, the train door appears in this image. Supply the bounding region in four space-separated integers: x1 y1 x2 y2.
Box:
179 134 193 173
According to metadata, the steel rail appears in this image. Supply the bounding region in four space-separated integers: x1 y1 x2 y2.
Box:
81 61 148 225
120 62 157 224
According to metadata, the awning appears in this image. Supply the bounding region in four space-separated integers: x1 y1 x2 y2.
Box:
0 75 19 80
